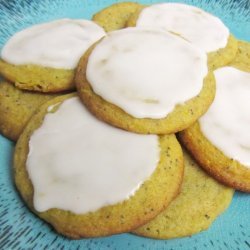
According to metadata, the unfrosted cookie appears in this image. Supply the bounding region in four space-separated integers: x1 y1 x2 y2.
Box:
0 19 106 93
92 2 143 32
229 40 250 71
14 94 184 238
133 149 234 239
76 28 215 135
127 3 238 70
179 64 250 192
0 81 59 141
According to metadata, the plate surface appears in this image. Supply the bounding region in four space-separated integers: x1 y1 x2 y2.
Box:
0 0 250 249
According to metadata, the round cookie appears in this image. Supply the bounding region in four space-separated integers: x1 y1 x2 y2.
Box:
229 40 250 71
127 4 238 70
0 81 59 141
14 94 184 238
0 19 106 93
133 149 234 239
92 2 143 32
76 30 215 135
179 60 250 192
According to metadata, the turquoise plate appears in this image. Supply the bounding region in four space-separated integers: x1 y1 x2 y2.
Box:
0 0 249 249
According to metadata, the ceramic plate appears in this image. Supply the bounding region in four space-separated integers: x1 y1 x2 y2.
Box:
0 0 249 249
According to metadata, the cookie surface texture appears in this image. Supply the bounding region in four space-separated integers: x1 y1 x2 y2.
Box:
76 30 215 135
0 61 75 93
0 81 58 141
179 121 250 192
207 34 238 70
133 149 234 239
14 94 184 238
229 40 250 71
92 2 144 32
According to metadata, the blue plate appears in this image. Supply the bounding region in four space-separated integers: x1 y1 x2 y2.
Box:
0 0 249 249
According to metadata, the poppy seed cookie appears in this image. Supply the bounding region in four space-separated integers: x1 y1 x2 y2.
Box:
133 149 234 239
14 94 184 238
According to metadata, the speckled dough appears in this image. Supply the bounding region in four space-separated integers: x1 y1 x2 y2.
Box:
0 60 75 92
126 6 238 70
179 51 250 193
207 35 238 70
0 81 59 141
230 40 250 72
179 122 250 193
14 94 184 238
92 2 144 32
76 43 215 135
133 149 234 239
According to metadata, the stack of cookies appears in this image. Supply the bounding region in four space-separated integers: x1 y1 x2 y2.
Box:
0 1 249 239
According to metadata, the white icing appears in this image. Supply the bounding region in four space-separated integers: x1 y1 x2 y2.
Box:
27 97 159 214
1 19 106 69
86 27 207 119
136 3 229 53
47 103 60 112
200 67 250 167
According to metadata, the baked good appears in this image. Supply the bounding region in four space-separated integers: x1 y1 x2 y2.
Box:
14 94 184 238
0 19 106 92
0 81 59 141
92 2 143 32
179 64 250 192
127 3 238 70
133 149 234 239
76 28 215 134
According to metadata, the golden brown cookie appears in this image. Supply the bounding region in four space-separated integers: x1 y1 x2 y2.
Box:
179 122 250 193
229 40 250 71
92 2 144 32
14 94 184 238
133 149 234 239
76 43 215 135
0 81 60 141
127 6 238 70
0 61 75 93
179 48 250 193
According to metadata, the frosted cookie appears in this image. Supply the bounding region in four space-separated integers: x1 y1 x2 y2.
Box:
133 149 234 239
92 2 143 32
76 27 215 135
127 3 238 70
0 81 59 141
179 66 250 192
0 19 106 92
14 94 184 238
230 40 250 71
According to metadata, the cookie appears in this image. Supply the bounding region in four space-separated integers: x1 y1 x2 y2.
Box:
133 149 234 239
92 2 143 32
0 62 75 93
127 3 238 70
76 28 215 135
14 94 184 238
179 64 250 192
230 40 250 71
0 81 59 141
0 19 106 93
